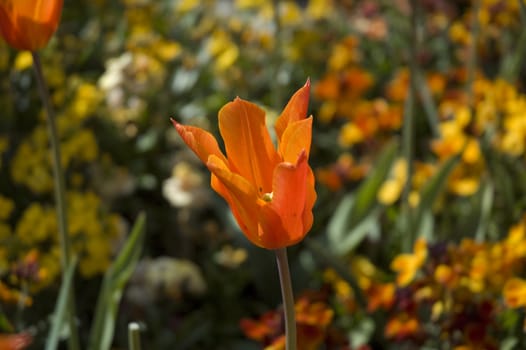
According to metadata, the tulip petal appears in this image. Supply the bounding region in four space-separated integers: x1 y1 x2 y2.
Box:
275 79 310 141
302 167 316 234
207 155 264 246
266 151 310 245
278 117 312 163
172 119 227 164
258 204 289 249
0 0 63 51
218 98 279 196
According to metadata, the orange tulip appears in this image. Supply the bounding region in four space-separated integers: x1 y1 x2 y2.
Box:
173 81 316 249
0 0 63 51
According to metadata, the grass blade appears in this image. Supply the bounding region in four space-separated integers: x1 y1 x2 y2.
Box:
45 257 78 350
88 212 146 350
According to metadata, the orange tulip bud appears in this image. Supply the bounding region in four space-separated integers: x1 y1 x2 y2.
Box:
173 81 316 249
0 0 63 51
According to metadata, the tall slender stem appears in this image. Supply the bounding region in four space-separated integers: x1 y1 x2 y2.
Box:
274 248 296 350
32 52 80 350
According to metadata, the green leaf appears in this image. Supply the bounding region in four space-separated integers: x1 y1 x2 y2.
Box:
327 193 354 249
350 141 399 225
415 68 441 138
349 316 375 349
499 15 526 82
413 153 461 240
328 141 398 255
45 257 78 350
329 203 381 255
475 179 494 241
88 212 147 350
500 337 518 350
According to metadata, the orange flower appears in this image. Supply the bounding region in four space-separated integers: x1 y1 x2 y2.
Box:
0 0 63 51
0 333 32 350
385 314 420 340
503 278 526 308
391 238 427 287
241 296 334 350
366 282 395 312
173 81 316 249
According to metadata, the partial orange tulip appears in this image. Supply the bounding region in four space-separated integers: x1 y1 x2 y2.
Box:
173 81 316 249
0 0 63 51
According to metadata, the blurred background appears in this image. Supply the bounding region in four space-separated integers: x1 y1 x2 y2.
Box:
1 0 526 349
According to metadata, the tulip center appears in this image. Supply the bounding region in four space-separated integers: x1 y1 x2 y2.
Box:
262 192 273 202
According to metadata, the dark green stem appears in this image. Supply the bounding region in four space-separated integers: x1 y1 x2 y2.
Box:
274 248 296 350
32 51 80 350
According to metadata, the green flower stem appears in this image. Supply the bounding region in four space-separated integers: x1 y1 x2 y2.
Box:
31 51 80 350
128 323 142 350
274 247 296 350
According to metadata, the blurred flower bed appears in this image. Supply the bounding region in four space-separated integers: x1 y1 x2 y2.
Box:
1 0 526 349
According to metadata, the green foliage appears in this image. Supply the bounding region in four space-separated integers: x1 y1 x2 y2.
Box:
2 0 526 349
88 213 146 350
328 141 398 255
45 257 77 350
412 152 461 241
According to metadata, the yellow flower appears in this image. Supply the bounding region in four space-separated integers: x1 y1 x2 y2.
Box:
208 30 239 71
15 203 57 245
153 40 182 62
69 83 102 121
235 0 267 10
391 238 427 287
0 223 11 241
503 278 526 308
328 36 360 71
279 2 302 26
377 179 403 205
11 127 54 194
339 122 364 146
449 22 471 45
0 136 8 154
175 0 200 13
60 129 99 168
215 45 239 71
13 51 33 71
434 264 455 287
0 195 14 220
377 158 407 205
306 0 333 20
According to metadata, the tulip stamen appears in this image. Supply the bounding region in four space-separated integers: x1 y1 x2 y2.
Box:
262 192 273 202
